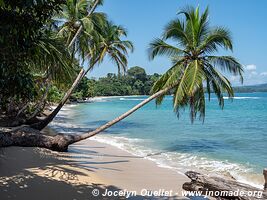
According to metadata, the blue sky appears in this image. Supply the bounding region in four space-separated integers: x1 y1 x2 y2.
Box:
88 0 267 86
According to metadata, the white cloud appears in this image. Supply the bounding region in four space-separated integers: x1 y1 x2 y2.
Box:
251 71 258 75
229 64 267 86
260 72 267 76
245 64 257 71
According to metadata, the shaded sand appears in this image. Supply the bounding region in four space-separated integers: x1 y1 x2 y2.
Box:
70 139 190 192
0 139 191 200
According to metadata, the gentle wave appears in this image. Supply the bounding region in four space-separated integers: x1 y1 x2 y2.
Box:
223 97 260 100
120 98 145 101
90 135 264 189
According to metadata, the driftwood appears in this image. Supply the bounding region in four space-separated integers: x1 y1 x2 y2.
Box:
0 126 79 151
183 171 267 200
263 169 267 190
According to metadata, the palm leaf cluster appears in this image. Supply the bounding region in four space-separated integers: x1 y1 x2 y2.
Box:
90 21 134 74
57 0 133 74
149 6 243 122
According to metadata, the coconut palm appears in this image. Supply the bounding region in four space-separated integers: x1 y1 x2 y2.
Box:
55 0 105 58
63 6 243 145
31 1 133 130
15 31 78 120
89 21 134 75
149 6 243 122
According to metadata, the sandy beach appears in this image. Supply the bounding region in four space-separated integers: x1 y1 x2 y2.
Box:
0 139 191 200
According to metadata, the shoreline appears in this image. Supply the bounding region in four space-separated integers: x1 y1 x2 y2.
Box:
0 118 265 200
0 139 191 199
52 100 265 190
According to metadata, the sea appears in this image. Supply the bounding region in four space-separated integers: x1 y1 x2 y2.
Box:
49 92 267 189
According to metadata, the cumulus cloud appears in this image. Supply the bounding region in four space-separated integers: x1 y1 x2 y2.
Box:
229 64 267 85
260 72 267 76
245 64 257 71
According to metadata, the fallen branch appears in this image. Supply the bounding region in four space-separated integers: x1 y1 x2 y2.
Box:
183 171 267 200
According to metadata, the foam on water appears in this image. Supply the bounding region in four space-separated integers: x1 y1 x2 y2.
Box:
90 134 264 189
120 98 147 101
223 97 261 100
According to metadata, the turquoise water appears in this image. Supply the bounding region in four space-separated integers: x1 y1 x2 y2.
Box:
52 92 267 187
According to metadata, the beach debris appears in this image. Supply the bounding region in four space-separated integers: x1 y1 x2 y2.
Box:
183 171 267 200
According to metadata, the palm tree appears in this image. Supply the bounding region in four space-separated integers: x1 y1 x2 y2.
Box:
31 0 133 130
64 6 243 145
67 0 104 48
90 21 134 75
16 31 78 121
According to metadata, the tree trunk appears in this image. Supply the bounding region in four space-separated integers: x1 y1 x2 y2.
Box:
16 102 30 118
26 82 51 123
69 82 177 144
183 171 267 200
31 55 100 130
0 126 78 152
29 0 101 130
2 82 178 151
30 69 85 130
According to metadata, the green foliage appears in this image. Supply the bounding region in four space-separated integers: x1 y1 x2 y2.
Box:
47 86 64 103
0 0 133 119
0 0 68 113
233 83 267 93
148 6 243 122
89 20 134 75
127 66 147 81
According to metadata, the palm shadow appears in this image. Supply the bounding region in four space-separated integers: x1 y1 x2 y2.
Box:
0 147 191 200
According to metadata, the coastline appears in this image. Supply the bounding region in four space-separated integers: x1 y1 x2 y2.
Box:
52 97 265 190
1 96 265 199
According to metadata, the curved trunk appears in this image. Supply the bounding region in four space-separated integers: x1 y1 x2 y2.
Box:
26 82 51 123
29 0 101 131
30 69 85 130
16 102 30 118
69 82 177 144
2 82 178 151
0 126 78 152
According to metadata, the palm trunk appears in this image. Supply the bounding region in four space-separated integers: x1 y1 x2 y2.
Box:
0 126 78 152
26 82 51 123
16 102 30 118
30 69 85 130
1 82 178 151
31 56 100 130
69 82 177 144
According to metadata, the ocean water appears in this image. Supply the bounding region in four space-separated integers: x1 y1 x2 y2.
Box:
50 93 267 188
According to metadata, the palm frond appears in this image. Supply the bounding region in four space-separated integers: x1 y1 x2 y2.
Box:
148 38 186 60
205 56 243 82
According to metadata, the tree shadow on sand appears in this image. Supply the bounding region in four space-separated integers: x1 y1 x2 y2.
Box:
0 147 191 200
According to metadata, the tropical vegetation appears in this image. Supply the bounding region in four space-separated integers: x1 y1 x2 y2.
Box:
69 66 160 99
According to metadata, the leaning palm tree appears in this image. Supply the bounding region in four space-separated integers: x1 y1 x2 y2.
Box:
3 6 243 152
63 6 244 144
31 19 133 130
16 31 78 121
